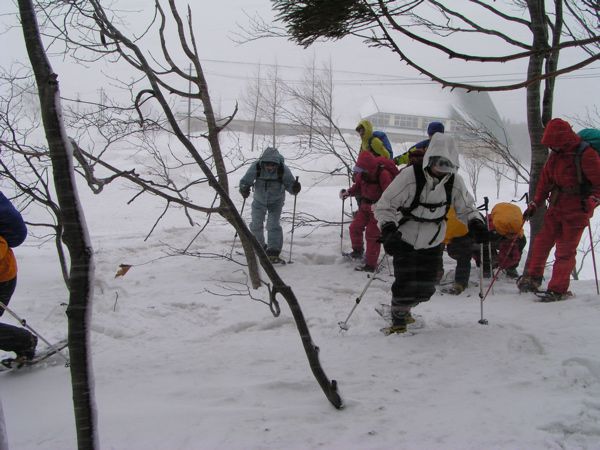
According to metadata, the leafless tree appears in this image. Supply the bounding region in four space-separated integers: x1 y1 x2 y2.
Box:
258 0 600 251
33 0 342 414
240 63 264 154
17 0 97 448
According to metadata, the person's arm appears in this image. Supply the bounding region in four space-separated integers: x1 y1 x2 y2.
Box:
281 165 297 195
532 158 554 206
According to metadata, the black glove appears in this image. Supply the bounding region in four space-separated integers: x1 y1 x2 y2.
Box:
468 219 489 244
379 222 403 255
522 201 537 220
239 186 251 199
292 181 301 195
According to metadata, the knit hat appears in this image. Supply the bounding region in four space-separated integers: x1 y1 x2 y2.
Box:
427 121 445 136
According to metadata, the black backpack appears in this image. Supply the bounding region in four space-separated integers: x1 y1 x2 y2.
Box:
396 164 455 244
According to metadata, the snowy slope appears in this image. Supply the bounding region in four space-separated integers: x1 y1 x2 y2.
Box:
2 141 600 450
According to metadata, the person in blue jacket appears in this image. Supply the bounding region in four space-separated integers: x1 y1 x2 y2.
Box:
239 147 301 263
394 121 445 166
0 191 36 362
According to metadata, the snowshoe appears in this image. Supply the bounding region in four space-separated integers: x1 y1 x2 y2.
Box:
1 339 68 372
380 324 408 335
535 290 573 303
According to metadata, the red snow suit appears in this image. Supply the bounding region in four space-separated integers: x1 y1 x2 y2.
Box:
525 118 600 293
347 152 395 267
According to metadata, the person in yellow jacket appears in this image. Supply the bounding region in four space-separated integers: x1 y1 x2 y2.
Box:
0 192 36 362
440 207 476 295
488 202 526 279
355 119 391 159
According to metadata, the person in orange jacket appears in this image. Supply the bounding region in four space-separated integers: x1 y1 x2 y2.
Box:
518 118 600 301
0 191 36 361
440 207 476 295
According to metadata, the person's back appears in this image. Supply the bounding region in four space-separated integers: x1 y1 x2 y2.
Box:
355 119 390 159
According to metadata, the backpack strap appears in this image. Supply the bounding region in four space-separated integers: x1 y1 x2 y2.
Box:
396 165 454 243
575 141 592 211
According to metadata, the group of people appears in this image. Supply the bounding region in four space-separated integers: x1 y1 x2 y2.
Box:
239 117 600 334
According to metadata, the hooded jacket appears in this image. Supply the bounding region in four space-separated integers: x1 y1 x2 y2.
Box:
347 151 394 203
375 133 482 249
239 147 296 205
490 203 524 238
535 118 600 216
357 119 390 159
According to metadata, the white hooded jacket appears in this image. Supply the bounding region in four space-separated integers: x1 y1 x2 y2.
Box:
374 133 482 249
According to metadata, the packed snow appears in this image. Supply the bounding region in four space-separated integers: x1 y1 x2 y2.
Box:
2 132 600 450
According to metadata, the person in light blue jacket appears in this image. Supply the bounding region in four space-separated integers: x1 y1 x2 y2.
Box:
239 147 301 263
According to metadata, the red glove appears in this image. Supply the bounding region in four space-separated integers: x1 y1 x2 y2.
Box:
522 202 537 220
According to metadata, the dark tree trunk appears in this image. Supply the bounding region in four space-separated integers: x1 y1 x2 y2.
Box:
18 1 98 449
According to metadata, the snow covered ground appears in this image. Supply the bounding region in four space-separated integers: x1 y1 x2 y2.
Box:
2 134 600 450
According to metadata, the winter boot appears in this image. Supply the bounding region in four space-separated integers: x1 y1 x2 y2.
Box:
345 248 364 260
535 290 573 302
442 282 465 295
517 274 542 293
15 333 37 362
355 264 375 273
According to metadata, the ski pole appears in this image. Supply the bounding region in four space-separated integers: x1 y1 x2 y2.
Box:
228 197 246 257
0 301 69 364
478 243 487 325
288 176 299 263
588 222 599 295
338 254 386 331
340 197 345 255
478 228 525 319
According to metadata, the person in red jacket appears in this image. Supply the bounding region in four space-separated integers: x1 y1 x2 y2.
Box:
518 118 600 301
340 151 396 272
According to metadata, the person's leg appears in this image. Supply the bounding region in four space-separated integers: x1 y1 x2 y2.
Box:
525 211 561 279
348 207 368 254
448 237 472 289
391 241 422 327
249 200 267 249
363 210 381 268
547 218 586 293
0 323 36 358
265 201 284 256
0 278 17 317
414 244 444 302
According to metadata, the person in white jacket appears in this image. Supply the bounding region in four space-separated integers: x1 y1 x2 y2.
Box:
374 133 488 334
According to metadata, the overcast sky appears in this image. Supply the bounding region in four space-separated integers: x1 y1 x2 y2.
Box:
1 1 599 127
